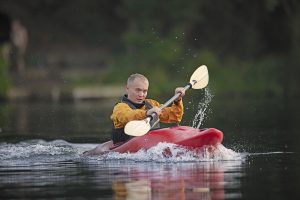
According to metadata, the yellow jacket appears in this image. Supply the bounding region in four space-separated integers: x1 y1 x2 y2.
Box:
111 99 184 129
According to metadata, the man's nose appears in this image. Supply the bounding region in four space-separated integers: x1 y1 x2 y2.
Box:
138 91 145 96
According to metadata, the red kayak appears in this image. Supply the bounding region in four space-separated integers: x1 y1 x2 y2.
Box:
111 126 223 153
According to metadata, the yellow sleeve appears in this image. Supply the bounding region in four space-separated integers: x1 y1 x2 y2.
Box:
110 103 147 128
146 99 184 123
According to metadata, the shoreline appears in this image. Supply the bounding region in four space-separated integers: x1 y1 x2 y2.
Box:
7 85 124 102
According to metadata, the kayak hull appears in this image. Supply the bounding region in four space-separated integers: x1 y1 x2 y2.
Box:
111 126 223 153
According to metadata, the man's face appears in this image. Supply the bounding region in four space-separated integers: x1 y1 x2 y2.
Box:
126 78 149 104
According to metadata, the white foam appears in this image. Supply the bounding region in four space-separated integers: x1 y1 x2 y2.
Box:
97 143 243 162
0 140 77 160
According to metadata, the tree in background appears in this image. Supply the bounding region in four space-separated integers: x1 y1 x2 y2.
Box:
0 45 11 100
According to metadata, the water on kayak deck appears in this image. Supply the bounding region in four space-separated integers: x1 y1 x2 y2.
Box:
0 96 300 199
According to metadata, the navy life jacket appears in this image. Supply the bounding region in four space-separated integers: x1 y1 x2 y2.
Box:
111 95 160 144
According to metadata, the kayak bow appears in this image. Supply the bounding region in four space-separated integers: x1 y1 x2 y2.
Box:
111 126 223 153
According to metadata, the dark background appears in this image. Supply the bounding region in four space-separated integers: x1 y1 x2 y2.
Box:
1 0 299 98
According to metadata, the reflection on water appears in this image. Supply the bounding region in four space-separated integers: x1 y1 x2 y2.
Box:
110 162 237 200
0 159 243 200
110 162 232 200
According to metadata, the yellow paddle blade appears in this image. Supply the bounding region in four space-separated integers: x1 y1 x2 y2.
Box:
190 65 209 89
124 118 151 136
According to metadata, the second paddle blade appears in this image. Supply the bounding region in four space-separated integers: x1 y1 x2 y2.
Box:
124 119 151 136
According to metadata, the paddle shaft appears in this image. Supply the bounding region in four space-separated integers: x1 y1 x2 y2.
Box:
148 83 192 121
160 83 192 109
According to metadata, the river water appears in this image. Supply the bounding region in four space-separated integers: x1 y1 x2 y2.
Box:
0 95 299 199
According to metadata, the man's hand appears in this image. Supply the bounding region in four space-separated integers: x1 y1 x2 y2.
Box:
146 106 162 116
174 87 185 102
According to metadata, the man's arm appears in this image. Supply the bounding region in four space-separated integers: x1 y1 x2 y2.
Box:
111 103 147 128
159 99 184 123
146 99 184 123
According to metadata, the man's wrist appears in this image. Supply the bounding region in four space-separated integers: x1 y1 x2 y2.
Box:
174 98 182 104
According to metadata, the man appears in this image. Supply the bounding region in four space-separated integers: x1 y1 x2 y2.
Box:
111 73 185 144
83 73 185 155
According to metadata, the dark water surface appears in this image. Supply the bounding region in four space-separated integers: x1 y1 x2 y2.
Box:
0 96 299 199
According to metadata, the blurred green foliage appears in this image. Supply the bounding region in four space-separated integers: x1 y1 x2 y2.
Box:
102 0 300 98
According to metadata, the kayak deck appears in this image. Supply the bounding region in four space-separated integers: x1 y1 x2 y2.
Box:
112 126 223 153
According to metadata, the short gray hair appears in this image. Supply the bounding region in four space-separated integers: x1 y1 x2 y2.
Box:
127 73 148 85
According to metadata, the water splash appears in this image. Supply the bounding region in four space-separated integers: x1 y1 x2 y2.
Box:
0 140 96 166
192 88 214 129
0 140 78 160
96 143 243 163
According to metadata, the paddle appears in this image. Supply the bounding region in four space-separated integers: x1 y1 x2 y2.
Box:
124 65 209 136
